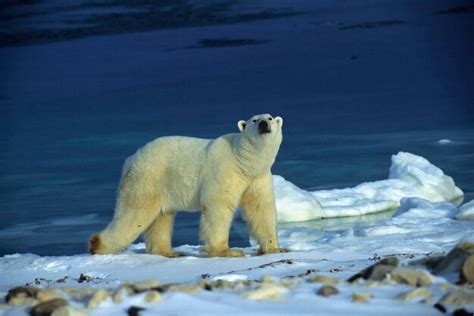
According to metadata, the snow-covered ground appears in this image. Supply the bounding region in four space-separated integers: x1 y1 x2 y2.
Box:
1 152 473 315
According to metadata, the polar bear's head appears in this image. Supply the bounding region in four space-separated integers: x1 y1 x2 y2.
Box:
237 113 283 145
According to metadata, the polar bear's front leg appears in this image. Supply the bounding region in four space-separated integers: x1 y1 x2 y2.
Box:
241 173 288 255
199 204 244 257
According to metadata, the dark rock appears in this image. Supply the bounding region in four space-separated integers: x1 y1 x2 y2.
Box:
316 285 339 297
347 257 399 282
433 303 447 313
433 242 474 275
6 286 39 305
453 308 474 316
30 298 68 316
128 306 146 316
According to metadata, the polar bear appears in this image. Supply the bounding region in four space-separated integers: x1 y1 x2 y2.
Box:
89 113 286 257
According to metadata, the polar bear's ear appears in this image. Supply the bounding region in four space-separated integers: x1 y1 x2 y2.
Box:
275 116 283 127
238 120 247 132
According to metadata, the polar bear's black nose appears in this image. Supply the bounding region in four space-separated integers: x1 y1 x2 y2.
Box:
259 120 271 134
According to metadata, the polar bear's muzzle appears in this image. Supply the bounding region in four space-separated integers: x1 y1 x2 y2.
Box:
258 120 271 134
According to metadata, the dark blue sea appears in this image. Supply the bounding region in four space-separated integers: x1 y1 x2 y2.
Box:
1 0 473 256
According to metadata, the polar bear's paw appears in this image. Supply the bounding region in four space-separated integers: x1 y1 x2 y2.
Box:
208 248 245 258
158 250 184 258
258 247 289 255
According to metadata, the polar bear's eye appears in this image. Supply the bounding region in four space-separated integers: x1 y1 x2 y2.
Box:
252 119 257 123
268 117 272 120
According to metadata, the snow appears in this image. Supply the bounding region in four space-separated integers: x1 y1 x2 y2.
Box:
274 152 464 222
456 200 474 221
2 195 473 315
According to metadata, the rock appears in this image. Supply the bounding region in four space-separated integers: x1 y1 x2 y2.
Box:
5 286 39 305
51 306 88 316
113 285 135 303
460 254 474 284
134 280 161 292
37 289 65 302
166 284 201 294
439 288 474 305
261 275 280 284
434 242 474 275
347 257 399 282
144 291 161 303
396 287 432 301
31 298 68 316
242 284 286 301
316 285 339 297
281 277 299 288
352 292 372 303
128 306 145 316
307 275 339 284
433 303 447 313
389 267 433 286
453 308 474 316
86 289 110 308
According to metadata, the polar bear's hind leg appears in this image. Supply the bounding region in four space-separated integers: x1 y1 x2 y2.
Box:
145 211 182 257
89 167 160 254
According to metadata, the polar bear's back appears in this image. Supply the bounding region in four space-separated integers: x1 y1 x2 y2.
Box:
122 136 213 211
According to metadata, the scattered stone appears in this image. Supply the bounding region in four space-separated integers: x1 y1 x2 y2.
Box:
352 292 372 303
347 257 399 282
64 288 96 302
144 291 161 303
390 267 433 287
434 242 474 275
31 298 68 316
396 287 432 301
243 284 286 301
77 274 92 283
86 289 110 308
433 303 447 313
51 306 88 316
212 279 232 289
460 254 474 284
134 280 161 292
316 285 339 297
453 308 474 316
410 256 444 270
261 275 280 284
5 286 40 305
128 306 145 316
281 277 299 288
37 289 65 302
439 287 474 305
307 275 339 284
165 284 201 294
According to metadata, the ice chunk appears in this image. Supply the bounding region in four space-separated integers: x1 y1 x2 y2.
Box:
273 152 463 222
456 200 474 221
437 139 452 144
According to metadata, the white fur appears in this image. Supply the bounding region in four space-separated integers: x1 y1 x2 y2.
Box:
89 113 285 257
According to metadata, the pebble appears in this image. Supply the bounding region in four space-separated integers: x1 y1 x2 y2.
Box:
461 254 474 284
86 289 110 308
243 284 286 301
31 298 68 316
144 291 162 303
307 275 339 284
37 289 65 302
396 287 432 301
389 267 433 287
439 288 474 305
352 292 372 303
316 285 339 297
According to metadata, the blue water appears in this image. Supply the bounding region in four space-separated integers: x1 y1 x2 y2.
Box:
1 0 473 256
